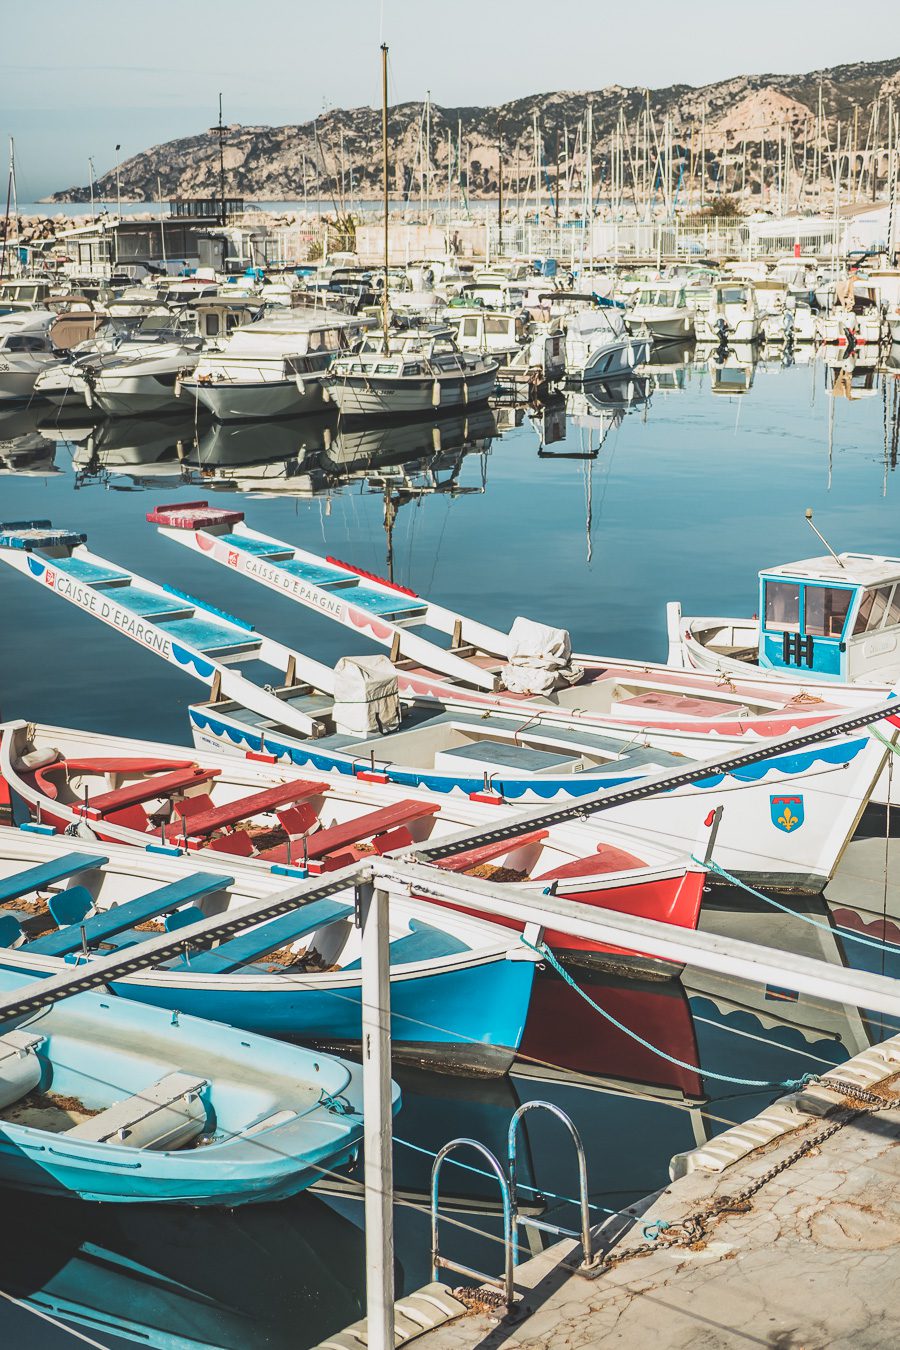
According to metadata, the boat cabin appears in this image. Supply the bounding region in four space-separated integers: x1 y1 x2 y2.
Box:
758 553 900 681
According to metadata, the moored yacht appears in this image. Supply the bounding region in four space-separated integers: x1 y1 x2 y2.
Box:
324 326 498 419
0 310 64 403
624 284 695 343
180 313 367 421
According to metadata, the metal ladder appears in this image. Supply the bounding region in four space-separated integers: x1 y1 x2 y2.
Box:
430 1102 597 1311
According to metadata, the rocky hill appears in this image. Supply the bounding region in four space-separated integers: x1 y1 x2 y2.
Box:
48 56 900 204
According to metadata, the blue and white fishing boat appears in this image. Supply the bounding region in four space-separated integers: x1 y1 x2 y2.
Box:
0 520 896 892
0 959 384 1205
0 826 538 1075
670 549 900 687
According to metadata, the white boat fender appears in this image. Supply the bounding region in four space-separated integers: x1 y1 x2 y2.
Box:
432 380 441 407
12 746 60 773
0 1031 44 1111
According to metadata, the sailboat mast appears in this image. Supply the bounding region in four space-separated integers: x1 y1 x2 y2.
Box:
0 138 13 283
381 43 390 352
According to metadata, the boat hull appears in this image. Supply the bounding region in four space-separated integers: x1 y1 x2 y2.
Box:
182 376 326 421
189 706 885 893
325 368 497 419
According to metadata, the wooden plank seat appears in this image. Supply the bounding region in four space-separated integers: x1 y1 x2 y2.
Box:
154 615 262 657
67 1073 209 1149
180 898 353 974
343 587 427 620
0 852 109 905
343 919 469 971
260 801 442 867
532 843 645 882
436 828 549 874
113 587 194 621
178 779 325 840
276 558 357 589
28 872 233 958
53 557 129 587
216 532 294 561
78 767 222 818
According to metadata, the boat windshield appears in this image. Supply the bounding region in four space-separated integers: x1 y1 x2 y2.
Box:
718 286 749 304
853 584 900 634
765 579 855 638
637 289 680 306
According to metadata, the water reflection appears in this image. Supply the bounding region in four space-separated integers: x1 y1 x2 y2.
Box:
1 355 899 1346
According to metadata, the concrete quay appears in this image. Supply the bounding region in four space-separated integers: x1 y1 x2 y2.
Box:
373 1044 900 1350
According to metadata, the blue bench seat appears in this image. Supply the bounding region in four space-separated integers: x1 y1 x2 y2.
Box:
344 919 469 970
55 558 130 587
0 852 109 906
277 559 356 590
180 898 353 974
28 872 232 958
114 587 193 620
218 533 292 561
156 616 262 656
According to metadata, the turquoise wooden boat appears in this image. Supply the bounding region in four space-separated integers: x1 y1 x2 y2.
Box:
0 827 538 1074
0 963 391 1205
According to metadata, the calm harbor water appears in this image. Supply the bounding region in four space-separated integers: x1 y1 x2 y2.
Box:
0 346 898 1348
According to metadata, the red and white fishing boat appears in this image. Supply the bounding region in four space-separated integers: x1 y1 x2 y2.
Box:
0 720 708 976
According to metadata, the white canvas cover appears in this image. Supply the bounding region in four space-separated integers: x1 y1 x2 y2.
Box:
332 655 401 736
500 617 583 696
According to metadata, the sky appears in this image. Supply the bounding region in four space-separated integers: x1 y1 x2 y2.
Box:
3 0 900 198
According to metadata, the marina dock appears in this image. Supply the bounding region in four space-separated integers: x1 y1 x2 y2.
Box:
2 18 900 1350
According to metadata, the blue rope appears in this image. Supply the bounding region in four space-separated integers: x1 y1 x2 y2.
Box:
692 855 900 957
393 1135 619 1217
520 938 814 1093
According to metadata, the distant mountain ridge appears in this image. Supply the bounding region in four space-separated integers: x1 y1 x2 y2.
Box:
47 56 900 204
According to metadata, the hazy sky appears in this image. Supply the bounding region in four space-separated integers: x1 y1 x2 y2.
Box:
3 0 899 198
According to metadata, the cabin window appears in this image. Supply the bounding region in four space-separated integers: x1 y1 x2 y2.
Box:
765 580 800 632
885 585 900 628
803 586 854 638
719 287 747 304
461 318 479 337
403 362 422 376
854 585 899 634
204 313 220 337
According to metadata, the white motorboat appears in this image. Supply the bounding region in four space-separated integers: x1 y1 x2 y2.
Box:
562 303 651 381
0 311 65 403
325 327 498 418
85 339 203 417
624 285 695 343
694 280 761 344
179 313 367 421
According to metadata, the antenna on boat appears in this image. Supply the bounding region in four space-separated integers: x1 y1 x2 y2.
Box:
804 508 845 568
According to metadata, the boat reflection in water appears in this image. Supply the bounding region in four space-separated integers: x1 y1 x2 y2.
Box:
0 406 63 477
0 1187 366 1350
696 342 758 396
644 342 694 395
68 414 200 490
194 406 496 509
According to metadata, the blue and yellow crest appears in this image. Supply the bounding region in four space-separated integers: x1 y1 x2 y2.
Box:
770 794 804 832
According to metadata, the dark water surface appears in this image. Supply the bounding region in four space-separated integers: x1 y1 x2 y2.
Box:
0 348 898 1347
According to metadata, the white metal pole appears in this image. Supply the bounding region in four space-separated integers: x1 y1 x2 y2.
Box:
360 880 394 1350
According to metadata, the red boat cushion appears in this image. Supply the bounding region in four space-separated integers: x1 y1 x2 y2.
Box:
103 804 150 834
206 830 255 857
276 802 319 837
147 501 244 529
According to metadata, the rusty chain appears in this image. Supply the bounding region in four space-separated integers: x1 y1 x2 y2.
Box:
599 1075 900 1272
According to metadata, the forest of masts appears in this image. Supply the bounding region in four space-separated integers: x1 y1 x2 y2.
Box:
305 86 900 222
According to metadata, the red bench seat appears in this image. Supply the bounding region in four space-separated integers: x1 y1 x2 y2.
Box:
181 779 326 839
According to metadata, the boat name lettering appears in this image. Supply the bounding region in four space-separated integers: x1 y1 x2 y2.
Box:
239 553 344 617
54 574 171 656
